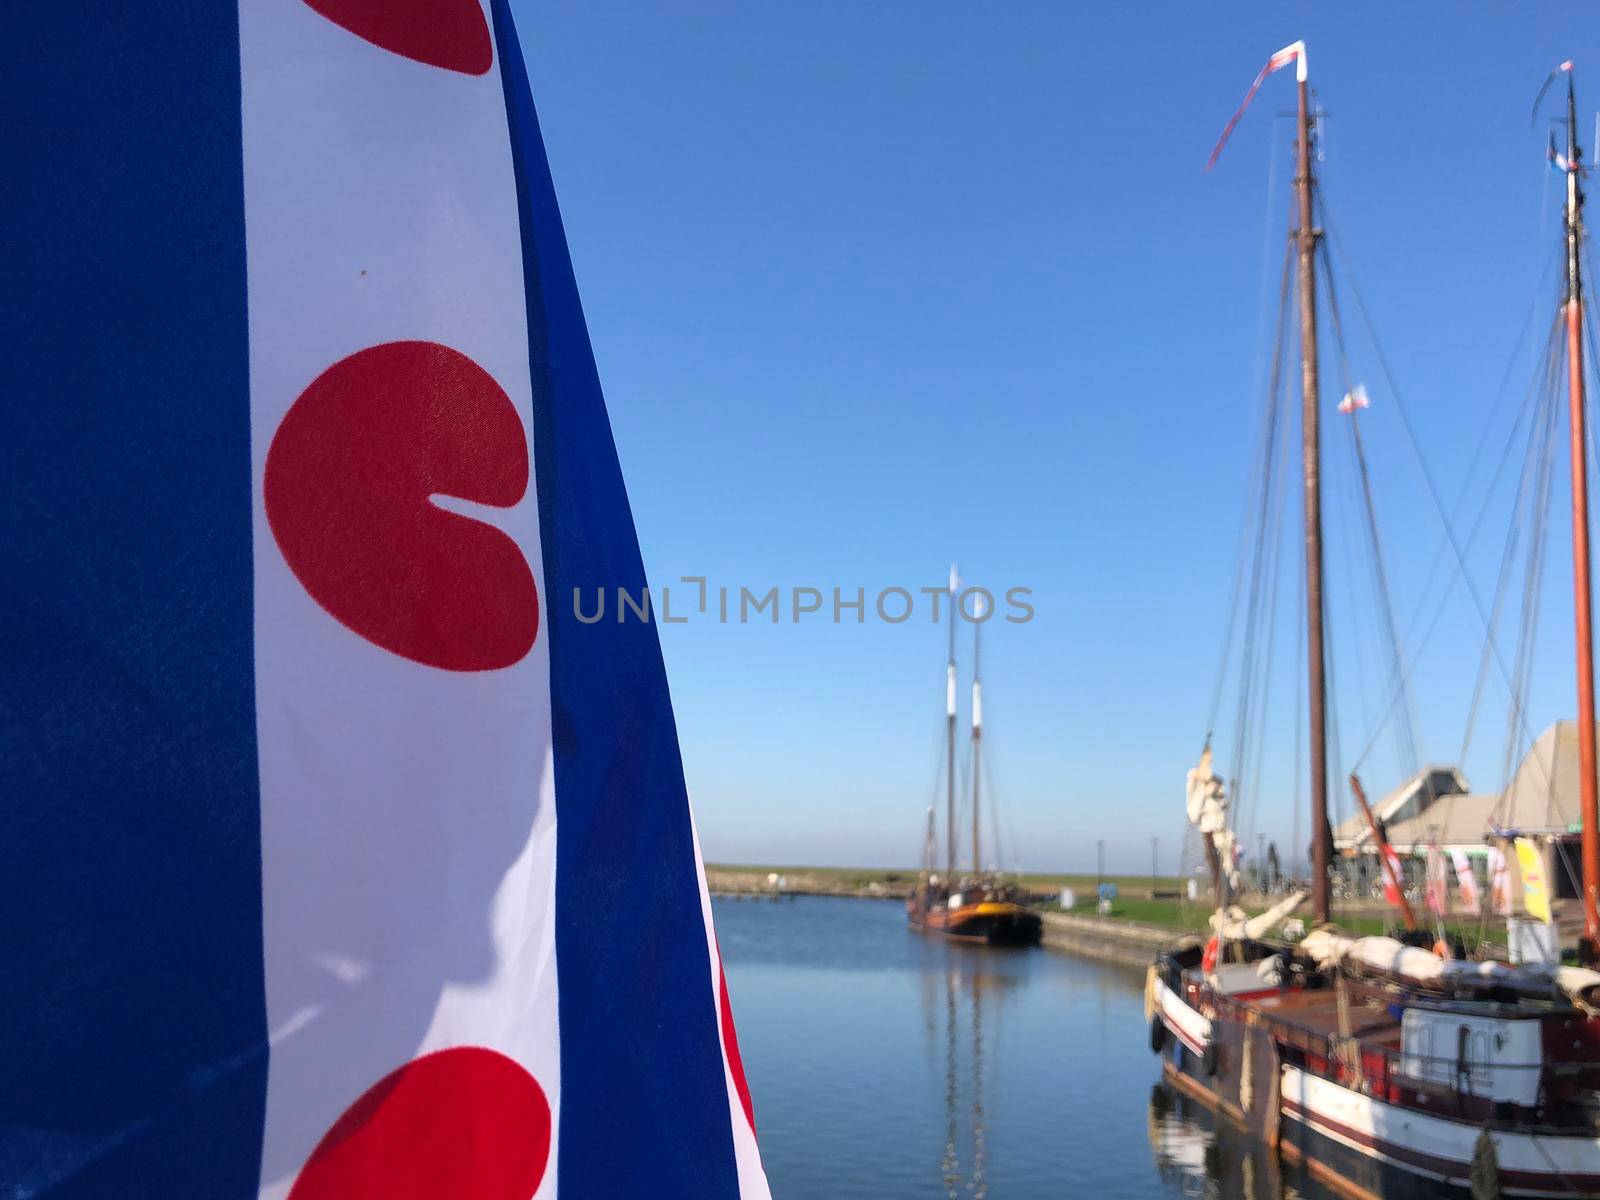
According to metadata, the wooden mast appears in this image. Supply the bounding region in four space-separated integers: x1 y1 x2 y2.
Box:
946 565 958 886
972 614 983 874
1559 71 1600 958
1295 64 1334 925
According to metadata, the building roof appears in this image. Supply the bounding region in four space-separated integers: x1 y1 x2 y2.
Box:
1331 722 1597 854
1492 720 1593 836
1378 791 1501 853
1332 765 1468 850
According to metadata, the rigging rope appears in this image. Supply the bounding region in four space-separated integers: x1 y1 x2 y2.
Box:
1222 235 1294 860
1499 364 1559 806
1205 236 1298 746
1292 517 1306 876
1235 395 1292 853
1320 211 1560 777
1461 315 1564 768
1320 242 1421 783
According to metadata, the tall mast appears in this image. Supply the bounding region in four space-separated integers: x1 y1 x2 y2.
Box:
1295 62 1334 925
971 614 983 874
1560 69 1600 958
946 564 958 885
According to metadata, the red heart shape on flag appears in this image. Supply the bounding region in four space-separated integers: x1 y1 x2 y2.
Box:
288 1047 551 1200
264 340 539 673
302 0 493 76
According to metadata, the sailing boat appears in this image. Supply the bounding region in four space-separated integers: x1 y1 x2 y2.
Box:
1149 46 1600 1199
908 568 1042 945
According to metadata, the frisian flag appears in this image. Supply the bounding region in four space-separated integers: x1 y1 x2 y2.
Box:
1 4 767 1198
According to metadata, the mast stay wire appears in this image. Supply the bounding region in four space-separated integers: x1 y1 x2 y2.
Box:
1205 116 1294 744
1318 167 1557 890
1205 236 1298 747
1190 235 1299 896
1464 318 1563 777
1292 516 1306 877
922 715 949 871
1320 241 1422 784
1192 134 1296 888
1222 239 1295 857
1233 384 1292 858
1495 359 1560 814
1317 200 1564 774
1327 418 1374 772
1322 199 1554 676
1354 237 1560 700
981 744 1011 878
1579 240 1600 510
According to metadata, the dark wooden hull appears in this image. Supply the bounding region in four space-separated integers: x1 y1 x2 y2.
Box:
1162 1049 1510 1200
908 899 1042 945
1153 964 1600 1199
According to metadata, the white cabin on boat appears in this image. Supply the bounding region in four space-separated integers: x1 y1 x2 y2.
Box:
1397 1004 1543 1105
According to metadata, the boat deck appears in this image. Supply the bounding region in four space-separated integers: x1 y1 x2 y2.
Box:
1242 986 1401 1045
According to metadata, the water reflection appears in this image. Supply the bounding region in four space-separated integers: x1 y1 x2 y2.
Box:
714 896 1338 1200
930 961 1015 1200
1147 1082 1309 1200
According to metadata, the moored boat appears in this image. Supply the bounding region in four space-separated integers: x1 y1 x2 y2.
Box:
908 880 1041 944
908 567 1042 946
1151 932 1600 1199
1149 45 1600 1199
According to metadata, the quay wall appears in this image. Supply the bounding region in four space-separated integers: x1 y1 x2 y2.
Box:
1039 911 1188 971
705 867 910 900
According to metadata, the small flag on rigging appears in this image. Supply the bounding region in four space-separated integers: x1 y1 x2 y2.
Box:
1549 134 1577 174
1337 384 1371 414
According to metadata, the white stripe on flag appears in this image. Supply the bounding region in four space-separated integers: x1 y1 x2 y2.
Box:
690 813 774 1200
239 1 558 1195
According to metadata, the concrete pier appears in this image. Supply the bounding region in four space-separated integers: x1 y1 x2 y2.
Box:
1040 911 1188 970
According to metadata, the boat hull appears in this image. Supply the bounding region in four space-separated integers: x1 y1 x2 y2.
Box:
908 899 1042 945
1153 974 1600 1199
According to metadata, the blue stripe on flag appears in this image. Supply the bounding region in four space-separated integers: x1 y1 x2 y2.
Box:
0 8 268 1197
490 6 743 1196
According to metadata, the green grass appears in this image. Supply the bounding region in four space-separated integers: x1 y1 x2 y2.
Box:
706 864 1184 893
1054 894 1503 950
705 864 921 887
1054 892 1403 934
707 864 1505 949
1063 895 1214 930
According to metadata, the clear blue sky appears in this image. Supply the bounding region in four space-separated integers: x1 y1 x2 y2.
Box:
517 2 1600 873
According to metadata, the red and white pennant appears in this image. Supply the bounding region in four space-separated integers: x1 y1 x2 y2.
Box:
1206 40 1306 172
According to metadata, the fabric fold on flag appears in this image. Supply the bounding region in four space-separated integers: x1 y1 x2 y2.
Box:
2 3 769 1197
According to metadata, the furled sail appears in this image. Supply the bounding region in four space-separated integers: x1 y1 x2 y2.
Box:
1208 891 1307 940
1185 748 1240 891
1301 931 1600 1013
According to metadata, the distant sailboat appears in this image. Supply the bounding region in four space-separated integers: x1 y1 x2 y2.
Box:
908 567 1041 945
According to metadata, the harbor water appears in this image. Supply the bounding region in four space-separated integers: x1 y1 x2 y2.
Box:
717 894 1335 1200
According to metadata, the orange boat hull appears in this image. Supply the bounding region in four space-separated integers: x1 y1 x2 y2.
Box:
907 897 1041 945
